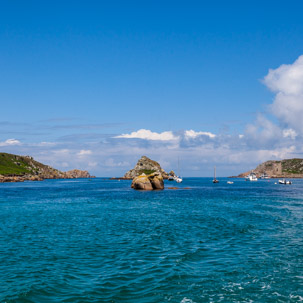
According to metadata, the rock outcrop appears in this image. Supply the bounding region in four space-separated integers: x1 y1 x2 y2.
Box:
64 169 92 179
237 158 303 178
0 152 95 183
131 172 164 190
124 156 169 179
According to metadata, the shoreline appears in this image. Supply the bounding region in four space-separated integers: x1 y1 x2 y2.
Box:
0 175 95 183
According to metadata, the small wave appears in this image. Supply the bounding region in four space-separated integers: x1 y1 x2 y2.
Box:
180 298 195 303
290 294 303 301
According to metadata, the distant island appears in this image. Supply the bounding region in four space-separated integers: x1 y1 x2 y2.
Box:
236 158 303 178
0 152 94 183
120 156 174 180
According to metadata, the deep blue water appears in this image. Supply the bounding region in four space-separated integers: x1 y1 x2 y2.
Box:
1 178 303 302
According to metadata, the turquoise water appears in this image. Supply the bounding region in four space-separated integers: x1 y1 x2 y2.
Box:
1 178 303 302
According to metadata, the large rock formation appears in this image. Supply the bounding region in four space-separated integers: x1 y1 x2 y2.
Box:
124 156 170 179
131 172 164 190
64 169 92 179
237 158 303 178
0 152 94 183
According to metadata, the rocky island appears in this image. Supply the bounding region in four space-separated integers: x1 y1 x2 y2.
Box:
124 156 174 179
124 156 174 190
237 158 303 178
0 152 94 183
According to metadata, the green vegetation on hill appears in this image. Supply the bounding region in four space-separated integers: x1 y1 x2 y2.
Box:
139 169 156 175
282 158 303 174
0 152 93 182
0 153 35 175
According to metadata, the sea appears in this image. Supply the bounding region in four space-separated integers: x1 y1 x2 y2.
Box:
1 177 303 303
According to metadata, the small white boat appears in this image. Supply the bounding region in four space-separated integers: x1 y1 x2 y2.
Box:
260 172 270 179
174 176 183 183
245 172 258 181
174 157 183 183
227 181 234 184
279 179 292 185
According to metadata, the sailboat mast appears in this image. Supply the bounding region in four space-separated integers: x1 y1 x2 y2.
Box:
214 166 216 179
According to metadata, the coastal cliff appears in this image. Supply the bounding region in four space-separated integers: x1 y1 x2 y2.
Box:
237 158 303 178
124 156 173 179
0 153 94 182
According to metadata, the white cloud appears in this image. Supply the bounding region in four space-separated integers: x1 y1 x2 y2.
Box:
184 130 216 139
264 55 303 95
77 149 92 156
263 55 303 134
282 128 297 139
114 129 179 141
0 138 21 146
245 114 282 145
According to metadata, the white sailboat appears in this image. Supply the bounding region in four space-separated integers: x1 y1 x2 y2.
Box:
174 157 183 183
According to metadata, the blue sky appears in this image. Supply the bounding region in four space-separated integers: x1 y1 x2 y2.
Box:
1 1 303 176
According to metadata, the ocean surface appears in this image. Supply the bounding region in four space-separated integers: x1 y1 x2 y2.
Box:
1 178 303 303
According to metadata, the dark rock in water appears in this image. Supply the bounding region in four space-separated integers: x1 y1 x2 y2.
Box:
124 156 169 179
131 172 164 190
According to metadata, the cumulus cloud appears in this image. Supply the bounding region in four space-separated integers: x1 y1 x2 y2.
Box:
184 130 216 139
264 55 303 95
263 55 303 134
114 129 179 141
0 139 21 146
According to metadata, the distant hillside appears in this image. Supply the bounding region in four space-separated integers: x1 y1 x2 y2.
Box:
0 153 61 177
237 158 303 178
0 152 94 182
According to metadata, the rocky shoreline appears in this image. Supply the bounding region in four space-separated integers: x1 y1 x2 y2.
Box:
235 158 303 179
0 153 94 183
0 169 95 183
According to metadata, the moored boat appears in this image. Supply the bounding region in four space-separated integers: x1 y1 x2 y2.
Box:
260 172 270 179
174 176 183 183
213 166 219 183
279 179 292 185
173 157 183 183
245 172 258 181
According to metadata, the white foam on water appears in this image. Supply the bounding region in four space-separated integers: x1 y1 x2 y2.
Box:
180 298 195 303
290 294 303 301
